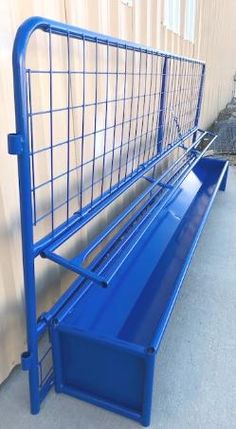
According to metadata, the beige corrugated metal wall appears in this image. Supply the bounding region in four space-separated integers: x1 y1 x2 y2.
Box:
0 0 236 384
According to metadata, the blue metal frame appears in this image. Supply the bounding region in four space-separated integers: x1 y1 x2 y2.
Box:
156 56 168 152
8 16 228 426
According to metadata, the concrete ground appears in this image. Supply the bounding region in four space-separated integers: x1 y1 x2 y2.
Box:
0 166 235 429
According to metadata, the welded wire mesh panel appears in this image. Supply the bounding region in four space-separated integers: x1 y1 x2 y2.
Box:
163 59 203 148
25 26 204 244
11 18 206 414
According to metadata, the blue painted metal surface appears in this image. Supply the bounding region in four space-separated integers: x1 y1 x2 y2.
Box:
8 16 228 426
51 157 229 426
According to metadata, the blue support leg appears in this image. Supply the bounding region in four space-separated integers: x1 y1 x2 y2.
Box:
219 162 229 191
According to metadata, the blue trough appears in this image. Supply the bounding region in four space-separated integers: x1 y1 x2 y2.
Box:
51 157 228 426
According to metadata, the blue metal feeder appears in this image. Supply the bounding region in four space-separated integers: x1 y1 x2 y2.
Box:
9 17 228 426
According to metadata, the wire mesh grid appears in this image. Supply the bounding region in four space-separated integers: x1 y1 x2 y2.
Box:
11 18 206 411
25 28 204 245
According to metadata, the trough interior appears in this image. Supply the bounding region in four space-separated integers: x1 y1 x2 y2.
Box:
58 157 226 348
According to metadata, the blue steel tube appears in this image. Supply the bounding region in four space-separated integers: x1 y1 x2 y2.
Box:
193 63 206 142
11 21 41 414
142 351 156 426
156 56 169 153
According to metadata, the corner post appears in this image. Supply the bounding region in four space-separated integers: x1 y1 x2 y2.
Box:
219 162 229 191
193 63 206 143
156 56 169 154
10 18 42 414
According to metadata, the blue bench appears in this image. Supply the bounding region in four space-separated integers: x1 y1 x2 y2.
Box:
9 17 229 427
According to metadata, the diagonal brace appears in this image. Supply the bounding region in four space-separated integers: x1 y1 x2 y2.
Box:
41 250 108 288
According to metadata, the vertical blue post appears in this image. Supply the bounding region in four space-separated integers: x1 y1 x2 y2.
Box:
193 63 206 142
219 162 229 191
142 350 156 426
11 19 41 414
157 56 169 153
